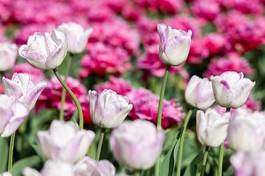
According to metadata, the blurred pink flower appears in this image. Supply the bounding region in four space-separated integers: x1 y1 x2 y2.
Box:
203 33 229 56
37 77 91 124
127 88 184 129
80 43 131 78
95 77 133 96
192 0 220 21
187 38 209 64
204 53 253 77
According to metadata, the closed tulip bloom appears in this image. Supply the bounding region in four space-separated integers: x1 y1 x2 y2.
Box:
3 73 47 110
230 151 265 176
157 24 192 66
18 29 67 69
211 71 255 108
88 89 133 128
227 109 265 152
23 160 74 176
110 120 165 170
1 172 12 176
74 157 115 176
37 120 95 163
196 109 230 147
185 75 215 110
58 22 92 53
0 42 17 71
0 95 29 137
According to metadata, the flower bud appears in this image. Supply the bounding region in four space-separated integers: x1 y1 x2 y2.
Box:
3 73 47 110
0 95 29 137
185 75 215 110
227 109 265 152
157 24 192 66
196 109 229 147
88 89 133 128
110 120 165 170
74 157 115 176
58 22 92 53
211 71 255 108
37 120 95 163
1 172 12 176
19 29 67 70
0 42 17 71
231 151 265 176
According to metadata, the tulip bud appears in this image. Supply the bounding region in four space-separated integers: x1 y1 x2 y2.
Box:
196 109 229 147
3 73 47 110
227 109 265 152
88 89 133 128
0 42 17 71
211 71 255 108
23 160 74 176
157 24 192 66
185 75 215 110
37 120 95 163
57 22 92 53
74 157 115 176
1 172 12 176
19 29 67 70
230 151 265 176
0 95 29 137
110 120 165 170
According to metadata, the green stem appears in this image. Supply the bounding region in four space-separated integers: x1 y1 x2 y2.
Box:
157 65 169 129
176 110 192 176
134 171 140 176
96 129 105 160
200 146 209 176
155 157 160 176
8 133 16 171
53 69 84 129
218 144 224 176
59 55 72 121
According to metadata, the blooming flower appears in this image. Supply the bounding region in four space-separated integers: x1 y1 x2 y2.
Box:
157 24 192 66
110 120 165 169
0 42 17 71
37 120 95 163
185 75 215 110
88 89 133 128
211 71 255 108
18 29 67 69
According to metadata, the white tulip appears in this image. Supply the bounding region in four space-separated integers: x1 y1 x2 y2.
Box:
0 42 17 71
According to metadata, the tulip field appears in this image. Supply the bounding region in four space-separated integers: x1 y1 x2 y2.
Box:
0 0 265 176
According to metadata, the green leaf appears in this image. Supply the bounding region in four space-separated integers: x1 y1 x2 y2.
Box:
183 150 204 176
0 138 8 172
11 155 41 176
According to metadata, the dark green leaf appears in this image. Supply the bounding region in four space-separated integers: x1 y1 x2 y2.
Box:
11 155 41 176
0 138 8 172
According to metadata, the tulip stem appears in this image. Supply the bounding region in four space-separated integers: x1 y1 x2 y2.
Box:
176 110 192 176
96 129 105 160
200 146 209 176
157 65 170 129
218 143 224 176
134 171 140 176
53 69 84 129
8 133 16 171
59 54 72 121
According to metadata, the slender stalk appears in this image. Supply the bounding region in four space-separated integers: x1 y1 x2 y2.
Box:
134 171 140 176
59 55 72 121
96 129 105 160
8 133 16 171
200 146 209 176
176 110 192 176
156 66 169 129
155 158 160 176
53 69 84 129
218 144 224 176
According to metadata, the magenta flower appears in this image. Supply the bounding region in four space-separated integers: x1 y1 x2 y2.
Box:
13 63 45 83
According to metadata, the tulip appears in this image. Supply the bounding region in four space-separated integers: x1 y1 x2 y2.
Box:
230 151 265 176
157 24 192 66
74 157 115 176
18 29 67 69
57 22 92 53
196 109 230 147
3 73 47 110
0 42 17 71
211 71 255 108
88 89 133 128
110 120 165 170
37 120 95 163
0 95 29 137
1 172 12 176
185 75 215 110
227 108 265 152
23 160 74 176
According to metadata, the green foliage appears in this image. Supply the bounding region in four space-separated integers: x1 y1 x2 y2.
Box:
0 138 8 172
